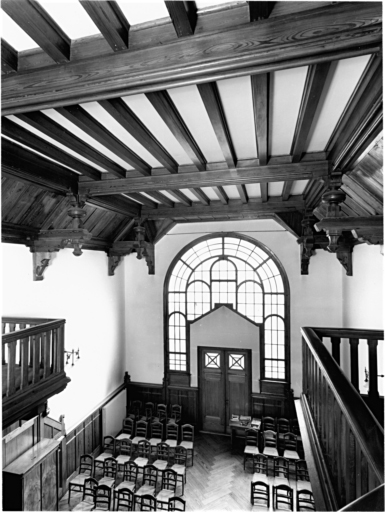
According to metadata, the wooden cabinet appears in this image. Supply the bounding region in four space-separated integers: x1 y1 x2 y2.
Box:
3 438 60 511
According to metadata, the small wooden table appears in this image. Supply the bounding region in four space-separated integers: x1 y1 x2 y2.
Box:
229 418 261 446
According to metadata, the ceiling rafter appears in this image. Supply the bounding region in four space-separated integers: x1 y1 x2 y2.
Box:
146 90 206 172
87 195 140 218
144 191 174 208
79 0 130 52
248 1 274 21
165 190 192 207
113 218 136 242
2 3 380 115
79 160 329 196
211 186 228 205
237 185 249 204
260 184 268 203
57 105 151 176
153 219 177 244
2 117 102 181
2 0 71 64
99 98 178 174
123 193 158 209
188 188 210 206
165 1 197 37
15 111 127 179
1 39 18 74
251 73 269 166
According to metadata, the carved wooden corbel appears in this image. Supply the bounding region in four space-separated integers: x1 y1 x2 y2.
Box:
108 255 123 276
32 253 51 281
336 235 354 276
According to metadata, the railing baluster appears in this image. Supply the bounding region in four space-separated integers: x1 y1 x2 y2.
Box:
349 338 359 391
32 334 40 384
331 336 341 364
43 331 51 379
7 340 17 396
2 322 6 364
367 339 379 398
20 335 30 390
57 324 65 372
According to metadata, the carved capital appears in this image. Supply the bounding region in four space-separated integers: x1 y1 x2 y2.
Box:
32 253 51 281
108 255 122 276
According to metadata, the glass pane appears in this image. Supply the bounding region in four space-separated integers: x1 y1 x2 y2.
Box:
205 352 220 368
229 354 245 370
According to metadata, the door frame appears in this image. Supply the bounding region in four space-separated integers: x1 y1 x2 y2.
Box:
198 346 252 432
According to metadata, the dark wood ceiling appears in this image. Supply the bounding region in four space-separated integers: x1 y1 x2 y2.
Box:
1 1 383 252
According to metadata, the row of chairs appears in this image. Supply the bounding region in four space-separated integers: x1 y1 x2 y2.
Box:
244 429 300 469
249 454 311 489
72 475 186 510
251 481 315 511
128 402 182 424
259 416 300 436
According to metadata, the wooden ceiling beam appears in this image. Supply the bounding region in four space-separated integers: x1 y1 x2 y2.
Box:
80 0 130 51
57 105 151 176
248 1 274 21
251 73 269 166
212 186 229 205
146 90 206 172
1 39 18 74
15 111 127 178
124 193 158 209
79 160 329 196
2 0 71 64
165 190 192 207
165 1 197 37
153 219 177 244
3 2 380 114
237 185 248 204
198 82 236 168
2 117 102 181
99 98 178 174
113 218 136 242
142 196 305 220
260 183 268 202
2 138 78 194
188 188 210 206
144 191 174 208
87 195 140 218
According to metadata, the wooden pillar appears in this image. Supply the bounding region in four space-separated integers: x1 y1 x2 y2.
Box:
124 372 131 417
331 337 341 364
367 339 379 397
349 338 359 391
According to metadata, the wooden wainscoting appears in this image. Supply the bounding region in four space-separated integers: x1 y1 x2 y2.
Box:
251 390 295 419
168 386 199 426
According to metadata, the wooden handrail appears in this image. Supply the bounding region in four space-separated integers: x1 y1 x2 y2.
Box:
2 319 66 345
302 327 384 482
313 327 383 340
2 317 55 325
339 484 385 511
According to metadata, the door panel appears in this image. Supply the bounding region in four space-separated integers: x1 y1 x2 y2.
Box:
201 353 225 432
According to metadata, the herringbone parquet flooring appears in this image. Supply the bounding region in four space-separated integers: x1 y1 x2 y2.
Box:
59 433 308 511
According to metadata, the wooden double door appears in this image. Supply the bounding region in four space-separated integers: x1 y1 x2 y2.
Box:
199 347 251 434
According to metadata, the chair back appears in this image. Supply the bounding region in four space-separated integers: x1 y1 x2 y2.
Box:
103 457 117 479
252 453 268 476
143 464 158 487
181 424 194 442
174 446 187 466
135 420 148 438
290 418 300 435
168 496 186 511
245 428 259 447
156 442 170 462
94 484 112 510
283 432 298 451
157 403 168 421
151 421 163 440
123 460 138 483
137 439 151 458
251 480 270 507
116 488 134 511
161 468 178 492
295 460 310 481
139 494 157 510
122 417 135 436
79 454 93 476
274 483 293 510
144 404 153 421
102 435 115 455
273 456 290 479
277 418 290 434
170 404 182 422
263 429 277 448
297 489 315 511
119 438 133 458
166 422 178 442
132 400 142 410
82 477 98 503
262 416 276 431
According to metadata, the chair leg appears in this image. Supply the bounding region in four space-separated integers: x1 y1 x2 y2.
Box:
68 485 71 503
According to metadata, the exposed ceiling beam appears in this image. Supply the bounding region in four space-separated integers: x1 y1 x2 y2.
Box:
248 1 274 21
99 98 178 174
237 185 248 204
15 111 127 178
165 1 197 37
79 160 329 196
2 138 78 194
144 220 157 243
165 190 192 207
144 191 174 208
2 117 102 181
57 105 151 176
124 193 157 209
2 2 380 114
274 212 304 238
315 215 383 232
188 188 210 206
1 39 18 74
80 0 130 51
260 183 268 202
146 90 206 172
2 0 71 64
142 196 305 220
212 186 229 205
153 219 177 244
113 218 136 242
251 73 269 166
198 82 236 168
87 195 140 218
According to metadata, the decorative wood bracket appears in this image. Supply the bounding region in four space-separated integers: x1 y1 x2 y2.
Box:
32 252 51 281
336 236 354 276
297 213 328 275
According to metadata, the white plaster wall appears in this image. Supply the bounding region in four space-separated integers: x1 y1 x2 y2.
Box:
124 219 344 396
2 243 126 431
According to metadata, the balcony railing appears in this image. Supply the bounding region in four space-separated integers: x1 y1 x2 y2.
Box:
302 327 384 511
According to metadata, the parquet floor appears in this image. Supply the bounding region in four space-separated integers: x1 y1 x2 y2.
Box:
59 433 309 511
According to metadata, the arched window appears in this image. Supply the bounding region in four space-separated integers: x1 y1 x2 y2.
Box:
165 234 290 384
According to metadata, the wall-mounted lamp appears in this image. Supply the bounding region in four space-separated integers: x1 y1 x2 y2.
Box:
64 348 80 366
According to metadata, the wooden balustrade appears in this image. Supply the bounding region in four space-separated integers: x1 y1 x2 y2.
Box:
2 318 66 399
302 327 384 511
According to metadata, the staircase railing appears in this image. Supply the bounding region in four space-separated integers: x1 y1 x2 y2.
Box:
301 327 384 511
2 317 66 398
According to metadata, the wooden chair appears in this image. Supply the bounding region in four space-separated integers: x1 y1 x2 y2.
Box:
154 403 168 423
244 428 259 470
149 421 164 454
251 453 269 484
277 418 290 452
115 488 135 511
283 433 300 461
273 456 290 485
115 418 135 447
114 460 139 501
295 460 312 491
273 483 293 511
93 484 112 511
68 454 93 503
137 493 157 510
116 439 133 474
164 422 178 454
168 496 186 510
153 442 170 474
262 429 279 458
179 424 194 466
135 439 151 478
290 418 300 436
262 416 276 432
98 457 117 489
250 480 270 508
156 468 178 509
132 419 148 451
94 436 115 474
297 489 316 511
72 477 98 511
171 446 187 496
134 464 159 508
168 404 182 424
143 402 155 421
128 400 142 421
